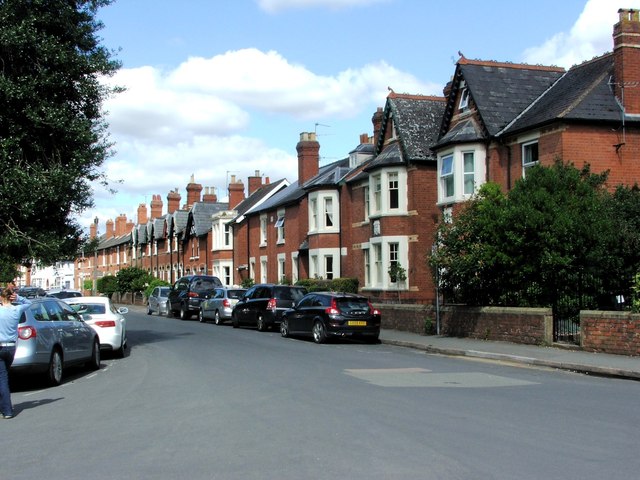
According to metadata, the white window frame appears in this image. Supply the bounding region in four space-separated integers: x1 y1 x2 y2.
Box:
459 87 470 110
363 236 409 291
363 185 370 222
522 140 539 177
275 209 285 244
308 248 340 279
260 256 268 283
291 252 299 284
437 145 486 204
368 168 407 216
463 151 475 195
277 253 286 284
308 191 339 234
259 214 268 246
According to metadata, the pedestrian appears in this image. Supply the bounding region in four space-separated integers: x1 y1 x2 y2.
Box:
0 282 31 419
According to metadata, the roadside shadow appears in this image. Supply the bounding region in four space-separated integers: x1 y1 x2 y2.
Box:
13 397 63 415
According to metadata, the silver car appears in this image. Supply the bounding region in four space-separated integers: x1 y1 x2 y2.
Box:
11 297 101 386
199 287 246 324
147 286 170 315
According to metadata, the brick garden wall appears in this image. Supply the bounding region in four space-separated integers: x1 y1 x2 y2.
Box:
580 311 640 356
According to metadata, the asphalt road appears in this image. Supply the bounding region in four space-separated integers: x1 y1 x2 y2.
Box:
2 308 640 480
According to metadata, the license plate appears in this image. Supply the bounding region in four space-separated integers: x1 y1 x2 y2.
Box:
348 321 367 326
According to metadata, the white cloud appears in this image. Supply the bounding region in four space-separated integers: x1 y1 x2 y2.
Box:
256 0 391 13
523 0 640 68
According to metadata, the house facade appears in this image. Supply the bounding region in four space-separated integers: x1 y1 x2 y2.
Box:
72 8 640 305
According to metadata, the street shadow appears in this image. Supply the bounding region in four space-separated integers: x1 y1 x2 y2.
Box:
13 397 64 416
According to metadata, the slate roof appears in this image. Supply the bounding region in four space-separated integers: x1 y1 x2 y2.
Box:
169 210 189 238
504 53 623 135
187 201 229 237
230 179 289 224
376 94 446 163
153 216 167 241
98 232 131 250
437 58 565 147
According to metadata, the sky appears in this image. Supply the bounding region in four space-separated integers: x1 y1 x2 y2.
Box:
84 0 640 232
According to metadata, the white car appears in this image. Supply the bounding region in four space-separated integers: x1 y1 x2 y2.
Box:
65 296 128 358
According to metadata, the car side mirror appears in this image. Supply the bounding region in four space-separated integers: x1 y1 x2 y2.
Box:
118 307 129 314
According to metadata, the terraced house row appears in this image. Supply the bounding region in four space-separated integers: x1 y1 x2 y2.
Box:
74 9 640 304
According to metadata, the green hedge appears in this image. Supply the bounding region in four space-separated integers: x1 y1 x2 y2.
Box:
295 277 359 293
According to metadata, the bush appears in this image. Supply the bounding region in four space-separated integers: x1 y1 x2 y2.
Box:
145 279 171 299
295 277 359 293
97 275 117 297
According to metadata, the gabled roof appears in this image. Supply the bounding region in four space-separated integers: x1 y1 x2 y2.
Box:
187 201 229 237
231 178 289 224
303 158 350 189
376 93 446 163
438 58 565 146
153 216 167 240
504 53 623 135
99 232 131 250
170 210 189 237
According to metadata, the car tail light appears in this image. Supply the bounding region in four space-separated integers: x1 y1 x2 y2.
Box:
368 301 381 316
267 298 277 312
18 326 36 340
325 298 340 316
95 320 116 328
188 292 199 298
222 299 231 308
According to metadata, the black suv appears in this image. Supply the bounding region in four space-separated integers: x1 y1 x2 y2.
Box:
232 284 307 331
168 275 223 320
280 292 381 344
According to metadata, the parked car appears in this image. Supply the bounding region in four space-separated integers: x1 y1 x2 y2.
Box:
232 284 307 331
11 297 101 386
46 289 83 299
147 286 171 315
16 286 47 298
168 275 223 320
64 296 128 358
280 292 381 344
199 287 246 324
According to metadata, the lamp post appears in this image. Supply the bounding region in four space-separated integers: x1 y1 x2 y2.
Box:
93 216 99 295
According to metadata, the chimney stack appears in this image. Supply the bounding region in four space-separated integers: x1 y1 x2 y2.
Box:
297 132 319 186
614 8 640 115
186 174 203 207
202 186 217 203
372 107 384 147
167 189 181 214
115 214 127 236
106 219 114 239
90 220 97 239
248 170 264 195
137 203 148 225
228 175 245 208
150 194 163 219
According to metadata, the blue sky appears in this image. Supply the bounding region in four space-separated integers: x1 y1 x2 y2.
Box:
85 0 640 232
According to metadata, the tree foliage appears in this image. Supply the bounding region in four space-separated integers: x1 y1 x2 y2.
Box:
116 267 153 294
430 161 640 311
0 0 121 281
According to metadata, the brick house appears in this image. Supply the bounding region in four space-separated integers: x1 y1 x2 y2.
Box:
75 8 640 306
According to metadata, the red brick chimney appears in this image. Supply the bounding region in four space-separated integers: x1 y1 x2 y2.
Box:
186 174 203 207
297 132 319 186
228 175 245 208
137 203 148 225
115 214 127 236
106 219 114 239
248 170 264 195
90 221 97 239
167 189 181 214
202 187 217 203
372 107 384 147
126 220 134 233
150 194 163 219
614 8 640 115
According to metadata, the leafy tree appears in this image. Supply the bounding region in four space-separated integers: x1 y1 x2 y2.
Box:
431 160 631 312
144 278 171 299
0 0 121 281
116 267 152 294
97 274 117 297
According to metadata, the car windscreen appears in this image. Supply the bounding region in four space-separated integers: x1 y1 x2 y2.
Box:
336 298 370 314
227 289 246 299
275 287 307 301
71 303 106 315
159 287 171 296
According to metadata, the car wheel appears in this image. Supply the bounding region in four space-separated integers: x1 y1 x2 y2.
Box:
232 313 239 328
47 349 64 386
214 310 222 325
280 319 289 338
257 314 266 332
147 304 152 315
180 304 191 320
198 308 206 323
312 321 327 344
115 333 126 358
88 339 102 368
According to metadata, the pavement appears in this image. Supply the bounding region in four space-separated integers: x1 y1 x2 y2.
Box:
379 329 640 381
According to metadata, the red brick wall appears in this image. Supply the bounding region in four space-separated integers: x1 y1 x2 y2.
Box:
580 311 640 356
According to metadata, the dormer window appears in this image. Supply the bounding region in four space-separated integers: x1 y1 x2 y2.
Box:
459 86 470 110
